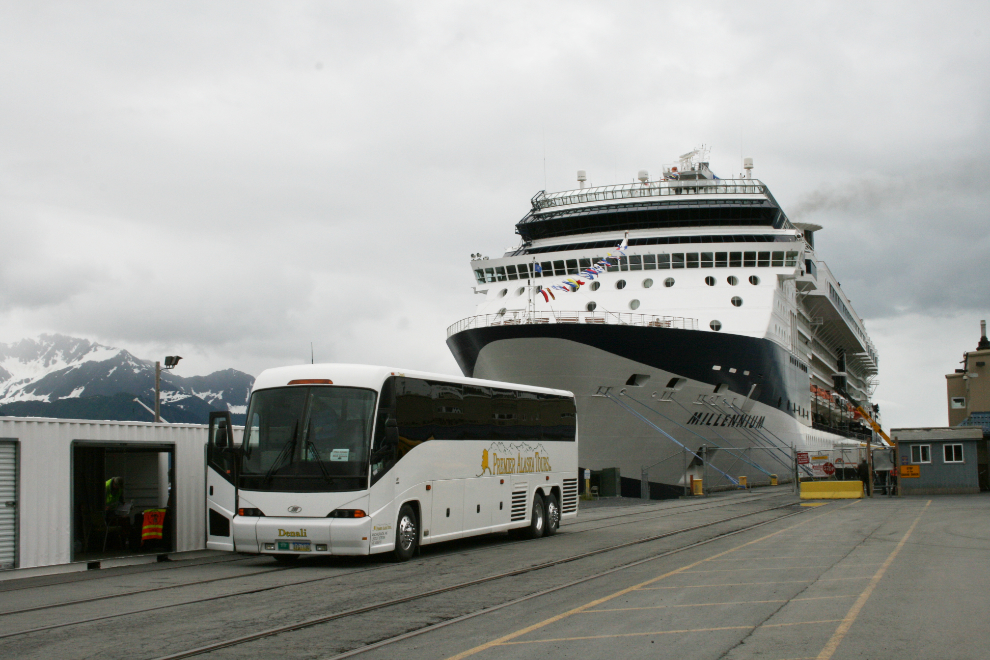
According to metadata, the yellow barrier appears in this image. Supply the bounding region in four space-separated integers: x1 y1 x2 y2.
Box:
692 479 703 496
770 474 778 486
738 475 747 488
800 480 864 500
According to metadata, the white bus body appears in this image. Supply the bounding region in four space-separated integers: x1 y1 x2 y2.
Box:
206 364 579 560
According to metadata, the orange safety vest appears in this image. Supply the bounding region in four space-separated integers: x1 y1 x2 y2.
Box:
141 509 167 543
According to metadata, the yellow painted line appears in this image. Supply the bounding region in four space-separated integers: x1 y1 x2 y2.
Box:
801 502 828 507
582 595 856 613
680 564 879 573
705 555 847 561
638 577 866 590
445 503 854 660
498 620 845 646
815 501 931 660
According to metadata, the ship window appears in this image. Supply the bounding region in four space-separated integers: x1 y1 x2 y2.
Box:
686 253 699 268
785 251 799 267
729 252 742 267
715 252 728 267
657 254 671 269
475 269 485 284
713 383 724 393
553 260 565 275
484 268 495 283
643 278 654 288
498 289 508 298
629 255 643 271
731 297 743 307
615 279 627 290
566 259 578 274
727 276 738 286
497 308 506 316
744 252 757 267
772 251 784 267
701 252 714 268
586 301 597 312
619 256 629 271
579 258 591 269
591 281 601 291
540 261 552 277
758 252 770 267
749 275 760 285
710 320 722 331
518 264 530 278
666 378 684 389
495 267 507 281
515 287 525 296
629 299 641 310
705 276 716 286
664 277 675 288
643 254 656 270
672 253 685 269
506 265 518 280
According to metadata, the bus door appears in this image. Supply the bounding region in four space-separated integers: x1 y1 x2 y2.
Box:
207 411 237 551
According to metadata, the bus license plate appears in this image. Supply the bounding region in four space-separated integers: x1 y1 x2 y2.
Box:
277 541 311 552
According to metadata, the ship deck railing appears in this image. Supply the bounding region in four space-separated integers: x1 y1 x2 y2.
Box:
532 178 767 211
447 311 699 338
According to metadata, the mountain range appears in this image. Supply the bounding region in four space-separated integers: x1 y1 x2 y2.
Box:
0 334 253 424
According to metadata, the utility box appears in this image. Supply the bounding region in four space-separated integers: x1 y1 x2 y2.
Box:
592 468 621 498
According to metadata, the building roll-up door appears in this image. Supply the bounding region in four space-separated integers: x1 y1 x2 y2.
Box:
0 441 17 570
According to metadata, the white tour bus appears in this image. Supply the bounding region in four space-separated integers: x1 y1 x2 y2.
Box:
206 364 579 561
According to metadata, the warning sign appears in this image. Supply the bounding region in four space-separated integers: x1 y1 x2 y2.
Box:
796 452 809 465
822 462 836 476
810 453 832 478
900 465 920 478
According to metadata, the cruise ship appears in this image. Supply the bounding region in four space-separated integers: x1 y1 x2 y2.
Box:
446 150 881 497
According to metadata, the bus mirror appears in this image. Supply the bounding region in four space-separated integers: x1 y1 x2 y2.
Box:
385 418 398 428
209 411 233 449
385 426 399 447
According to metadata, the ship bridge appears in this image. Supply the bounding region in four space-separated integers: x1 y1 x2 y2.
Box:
516 179 794 242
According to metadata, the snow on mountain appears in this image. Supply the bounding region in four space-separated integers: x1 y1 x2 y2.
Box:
0 334 254 417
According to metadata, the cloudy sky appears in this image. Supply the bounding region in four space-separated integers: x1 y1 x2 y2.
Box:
1 2 987 430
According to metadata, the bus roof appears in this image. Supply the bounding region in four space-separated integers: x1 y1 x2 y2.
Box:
251 363 574 398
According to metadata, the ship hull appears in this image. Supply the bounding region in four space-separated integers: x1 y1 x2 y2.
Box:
447 324 814 496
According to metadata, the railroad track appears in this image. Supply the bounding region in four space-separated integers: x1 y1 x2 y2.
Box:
151 501 809 660
0 491 787 619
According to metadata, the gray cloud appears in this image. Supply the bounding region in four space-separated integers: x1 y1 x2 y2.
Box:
1 1 988 430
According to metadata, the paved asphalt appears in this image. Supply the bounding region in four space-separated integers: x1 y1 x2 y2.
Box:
1 489 986 660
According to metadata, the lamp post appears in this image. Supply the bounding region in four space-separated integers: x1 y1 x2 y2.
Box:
155 355 182 423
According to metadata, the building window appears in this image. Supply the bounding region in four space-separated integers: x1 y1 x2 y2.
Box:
943 444 964 463
910 445 931 464
950 397 966 409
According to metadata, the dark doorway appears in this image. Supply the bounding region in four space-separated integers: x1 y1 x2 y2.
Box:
72 443 175 562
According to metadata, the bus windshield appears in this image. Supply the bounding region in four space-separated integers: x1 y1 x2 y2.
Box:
239 386 376 492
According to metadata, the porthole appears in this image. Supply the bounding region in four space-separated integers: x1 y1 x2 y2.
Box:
710 320 722 331
586 301 597 312
616 279 627 290
629 299 641 310
705 276 716 286
642 278 654 288
498 288 508 297
727 276 738 286
591 281 601 291
749 275 760 285
497 308 507 316
664 277 675 288
515 287 525 296
731 296 743 307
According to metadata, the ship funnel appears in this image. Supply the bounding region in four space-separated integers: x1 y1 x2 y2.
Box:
637 170 649 184
743 157 754 180
577 170 587 189
979 319 990 350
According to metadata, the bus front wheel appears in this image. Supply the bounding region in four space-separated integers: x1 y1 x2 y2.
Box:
524 491 546 539
393 504 419 562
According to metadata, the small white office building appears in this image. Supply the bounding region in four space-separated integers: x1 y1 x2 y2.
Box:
0 417 235 575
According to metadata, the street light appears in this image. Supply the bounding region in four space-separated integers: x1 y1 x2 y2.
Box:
155 356 182 423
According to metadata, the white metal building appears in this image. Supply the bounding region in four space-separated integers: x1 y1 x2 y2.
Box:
0 417 235 574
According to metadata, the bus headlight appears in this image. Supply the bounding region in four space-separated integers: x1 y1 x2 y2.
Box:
238 508 265 517
328 509 367 518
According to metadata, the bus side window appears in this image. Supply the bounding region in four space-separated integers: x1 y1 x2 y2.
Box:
371 378 397 485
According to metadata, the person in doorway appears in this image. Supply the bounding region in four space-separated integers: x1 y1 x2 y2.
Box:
105 476 131 548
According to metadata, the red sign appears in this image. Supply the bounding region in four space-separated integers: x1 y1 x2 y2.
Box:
822 462 836 476
796 452 810 465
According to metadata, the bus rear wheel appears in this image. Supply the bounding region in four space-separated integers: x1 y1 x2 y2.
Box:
524 491 546 539
544 492 560 536
393 504 418 562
